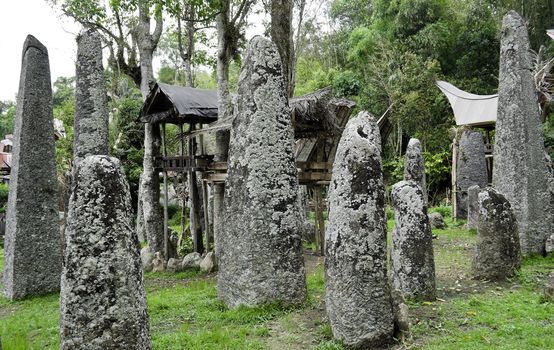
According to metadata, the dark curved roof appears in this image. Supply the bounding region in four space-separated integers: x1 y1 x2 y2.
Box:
140 82 218 124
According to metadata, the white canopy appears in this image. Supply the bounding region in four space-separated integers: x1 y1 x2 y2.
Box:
436 80 497 127
547 29 554 41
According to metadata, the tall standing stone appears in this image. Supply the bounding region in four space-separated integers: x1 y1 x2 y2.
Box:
493 11 554 255
217 36 306 308
390 180 436 301
471 187 521 280
73 28 109 167
467 184 481 230
404 138 427 206
544 154 554 252
3 35 61 300
456 129 488 219
60 156 151 349
325 111 393 348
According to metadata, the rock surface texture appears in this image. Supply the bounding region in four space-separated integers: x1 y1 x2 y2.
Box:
217 36 306 308
456 129 488 219
428 212 445 230
493 11 554 255
60 156 151 349
467 185 481 230
3 35 61 300
544 154 554 252
391 181 436 301
471 187 521 280
404 138 427 206
73 28 109 167
325 111 393 348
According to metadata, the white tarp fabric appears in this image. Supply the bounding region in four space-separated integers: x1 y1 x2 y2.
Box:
547 29 554 41
436 80 497 126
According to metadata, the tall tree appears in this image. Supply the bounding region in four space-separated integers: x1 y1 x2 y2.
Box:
213 0 254 253
270 0 294 96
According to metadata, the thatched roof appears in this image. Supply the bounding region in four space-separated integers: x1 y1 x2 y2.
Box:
291 87 356 138
140 83 218 124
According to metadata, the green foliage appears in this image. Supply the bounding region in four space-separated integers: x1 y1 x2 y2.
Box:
52 77 75 176
0 183 8 214
428 205 452 219
111 94 144 208
0 101 15 139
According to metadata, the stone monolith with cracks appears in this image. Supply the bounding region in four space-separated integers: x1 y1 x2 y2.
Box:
493 11 554 255
325 111 393 348
3 35 61 300
73 28 109 168
217 36 306 308
456 129 488 219
467 185 481 230
471 187 521 280
404 138 427 206
391 180 436 301
60 156 151 349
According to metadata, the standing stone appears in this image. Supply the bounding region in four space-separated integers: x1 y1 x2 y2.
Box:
404 138 427 206
471 187 521 280
73 28 109 166
3 35 61 300
217 36 306 308
456 129 488 219
60 156 151 349
467 185 481 230
325 111 393 348
544 154 554 252
493 11 554 255
391 181 436 301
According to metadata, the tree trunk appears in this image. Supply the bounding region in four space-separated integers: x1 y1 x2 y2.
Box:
137 3 164 255
270 0 294 97
213 2 232 256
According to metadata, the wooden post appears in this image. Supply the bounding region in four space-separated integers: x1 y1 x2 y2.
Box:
485 128 493 184
202 180 210 251
314 185 325 256
188 123 204 254
451 135 458 220
198 125 211 251
179 124 187 240
161 123 169 259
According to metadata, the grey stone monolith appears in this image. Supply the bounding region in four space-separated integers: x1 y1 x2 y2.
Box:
73 28 109 167
217 36 306 308
325 111 393 349
391 180 436 301
544 154 554 252
493 11 554 255
60 156 151 349
471 187 521 280
456 129 488 219
467 185 481 230
404 138 427 206
3 35 61 300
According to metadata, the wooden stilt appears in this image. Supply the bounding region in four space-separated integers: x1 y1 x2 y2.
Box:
202 180 210 251
161 123 169 259
451 135 458 221
188 123 204 254
179 124 186 239
314 185 325 256
310 186 320 254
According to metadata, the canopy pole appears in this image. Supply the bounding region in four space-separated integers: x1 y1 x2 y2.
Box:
179 123 186 242
162 123 169 259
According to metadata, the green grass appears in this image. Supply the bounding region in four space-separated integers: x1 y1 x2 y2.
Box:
1 209 554 349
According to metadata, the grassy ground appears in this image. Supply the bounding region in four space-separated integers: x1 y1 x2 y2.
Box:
1 217 553 349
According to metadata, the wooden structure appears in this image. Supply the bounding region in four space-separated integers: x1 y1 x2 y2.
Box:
437 81 495 219
141 84 357 256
